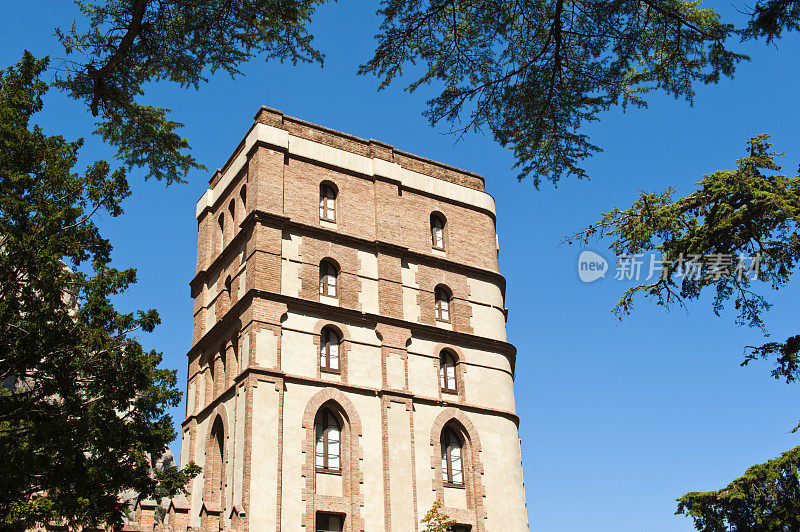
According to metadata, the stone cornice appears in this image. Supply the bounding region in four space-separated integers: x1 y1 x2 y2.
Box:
181 365 520 429
189 287 517 371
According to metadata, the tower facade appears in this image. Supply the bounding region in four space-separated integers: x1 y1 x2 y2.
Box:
180 107 528 531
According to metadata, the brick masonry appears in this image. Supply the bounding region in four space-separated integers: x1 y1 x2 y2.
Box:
176 108 528 532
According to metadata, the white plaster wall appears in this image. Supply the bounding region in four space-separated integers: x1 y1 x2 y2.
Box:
189 414 211 528
255 328 278 368
402 286 420 323
280 328 316 377
187 381 196 414
466 277 504 308
386 352 406 390
388 401 415 531
443 486 467 509
401 261 420 323
316 471 343 497
205 305 215 332
469 302 507 341
180 428 191 469
240 332 250 370
358 250 379 314
348 393 385 531
320 294 338 306
237 270 247 300
347 322 381 347
463 363 516 413
407 352 438 398
233 387 247 507
281 233 302 297
280 383 314 530
249 382 280 530
412 403 441 516
281 311 318 331
471 413 529 531
346 343 382 389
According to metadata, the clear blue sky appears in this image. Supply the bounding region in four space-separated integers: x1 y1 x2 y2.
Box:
2 2 799 530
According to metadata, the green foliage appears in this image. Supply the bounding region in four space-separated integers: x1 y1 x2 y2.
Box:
360 0 745 186
0 52 197 531
676 446 800 531
742 0 800 41
421 499 456 532
53 0 325 184
572 134 800 380
571 135 800 525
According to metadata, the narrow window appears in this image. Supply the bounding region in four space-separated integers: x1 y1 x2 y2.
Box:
319 260 338 297
435 286 451 322
320 327 340 373
315 409 341 472
207 416 226 503
440 351 457 393
316 513 344 532
228 199 236 228
431 213 445 250
319 183 337 222
218 213 225 249
240 185 247 212
441 428 464 486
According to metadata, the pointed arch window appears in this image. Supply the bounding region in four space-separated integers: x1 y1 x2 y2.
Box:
218 213 225 250
207 416 226 502
228 199 236 228
320 327 340 373
441 428 464 486
315 409 341 472
431 213 446 250
435 285 451 322
320 183 337 222
440 351 457 393
319 260 338 297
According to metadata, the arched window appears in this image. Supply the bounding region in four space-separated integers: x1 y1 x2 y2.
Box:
240 185 247 213
224 275 232 294
207 416 226 502
431 213 446 250
440 351 457 393
315 409 341 472
228 199 236 228
319 260 338 297
218 213 225 250
441 428 464 486
320 327 340 373
319 183 337 222
435 285 451 322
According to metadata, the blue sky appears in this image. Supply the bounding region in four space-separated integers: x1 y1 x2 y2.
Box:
2 1 799 530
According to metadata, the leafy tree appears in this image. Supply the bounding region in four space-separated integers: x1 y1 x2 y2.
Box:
0 52 197 531
568 135 800 528
360 0 745 186
358 0 800 187
53 0 324 184
421 499 456 532
676 446 800 531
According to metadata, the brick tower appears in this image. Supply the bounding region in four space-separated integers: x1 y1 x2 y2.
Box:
179 107 528 531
